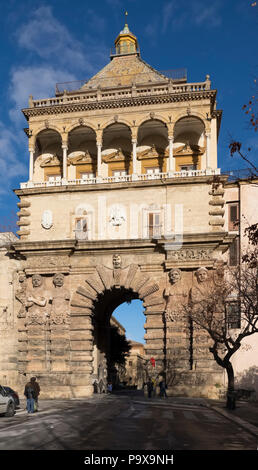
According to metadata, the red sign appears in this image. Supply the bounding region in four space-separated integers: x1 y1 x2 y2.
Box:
150 357 156 367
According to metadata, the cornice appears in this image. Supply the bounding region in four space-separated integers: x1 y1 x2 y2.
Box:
22 90 217 120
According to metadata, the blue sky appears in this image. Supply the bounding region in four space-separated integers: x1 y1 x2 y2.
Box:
0 0 257 341
0 0 257 224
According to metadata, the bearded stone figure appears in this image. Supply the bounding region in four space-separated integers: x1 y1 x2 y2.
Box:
164 269 189 322
190 267 214 312
49 273 70 325
25 274 48 325
15 271 27 318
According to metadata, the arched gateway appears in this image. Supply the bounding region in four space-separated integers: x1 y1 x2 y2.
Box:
0 19 234 399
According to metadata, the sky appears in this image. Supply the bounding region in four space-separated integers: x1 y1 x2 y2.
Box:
0 0 257 341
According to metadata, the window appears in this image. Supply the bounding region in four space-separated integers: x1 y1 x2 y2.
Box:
75 218 88 240
80 172 95 180
228 203 239 231
226 301 241 329
112 170 128 178
180 164 197 171
47 174 61 182
148 212 161 238
229 237 239 266
145 167 161 179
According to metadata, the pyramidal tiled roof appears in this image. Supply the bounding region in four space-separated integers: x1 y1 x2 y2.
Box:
80 55 169 90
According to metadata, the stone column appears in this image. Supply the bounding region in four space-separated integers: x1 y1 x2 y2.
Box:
62 144 68 181
168 135 174 174
97 141 102 181
29 147 34 182
132 138 138 180
205 132 211 170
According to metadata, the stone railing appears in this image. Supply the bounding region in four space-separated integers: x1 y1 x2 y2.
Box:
29 78 211 109
20 169 221 189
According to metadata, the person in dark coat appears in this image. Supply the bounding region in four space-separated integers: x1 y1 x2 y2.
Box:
159 379 168 398
24 380 36 414
31 377 40 411
147 379 153 398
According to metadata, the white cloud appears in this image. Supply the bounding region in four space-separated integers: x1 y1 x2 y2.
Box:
16 6 108 75
8 65 77 125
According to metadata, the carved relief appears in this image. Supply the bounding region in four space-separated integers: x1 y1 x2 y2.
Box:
25 274 49 326
190 267 213 306
102 148 129 163
113 254 122 287
68 151 93 165
49 273 70 325
164 269 188 322
15 271 27 318
40 154 61 167
109 205 126 226
41 210 53 229
168 249 212 261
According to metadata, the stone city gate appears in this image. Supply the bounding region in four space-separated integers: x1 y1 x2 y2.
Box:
12 243 225 399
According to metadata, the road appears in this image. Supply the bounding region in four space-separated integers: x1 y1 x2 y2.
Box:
0 391 256 451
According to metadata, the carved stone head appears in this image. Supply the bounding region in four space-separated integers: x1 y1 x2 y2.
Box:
195 267 209 283
32 274 43 288
169 268 181 284
113 254 121 269
53 273 65 287
18 271 26 284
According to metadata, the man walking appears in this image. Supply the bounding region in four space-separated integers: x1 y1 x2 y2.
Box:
159 379 168 398
24 379 36 414
31 377 40 411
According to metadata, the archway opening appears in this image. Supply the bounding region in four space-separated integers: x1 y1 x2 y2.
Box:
92 288 147 392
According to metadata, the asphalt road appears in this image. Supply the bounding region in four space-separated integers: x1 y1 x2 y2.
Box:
0 392 257 451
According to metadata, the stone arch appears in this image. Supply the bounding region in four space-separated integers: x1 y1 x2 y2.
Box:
66 122 97 136
70 263 166 393
101 118 133 132
34 125 62 140
137 115 168 129
173 112 207 130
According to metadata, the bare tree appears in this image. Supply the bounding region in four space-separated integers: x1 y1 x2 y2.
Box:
185 238 258 406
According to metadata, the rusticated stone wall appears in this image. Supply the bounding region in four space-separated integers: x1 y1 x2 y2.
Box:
3 246 227 399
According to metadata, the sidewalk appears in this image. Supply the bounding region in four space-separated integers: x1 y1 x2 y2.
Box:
206 398 258 438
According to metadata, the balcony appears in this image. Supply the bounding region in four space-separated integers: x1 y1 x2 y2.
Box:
20 168 221 189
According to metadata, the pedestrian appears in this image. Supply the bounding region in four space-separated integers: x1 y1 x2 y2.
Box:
159 379 168 398
31 377 40 411
24 379 36 414
107 382 113 394
152 378 156 398
147 379 153 398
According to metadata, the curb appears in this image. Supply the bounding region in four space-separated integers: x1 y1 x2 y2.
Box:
208 405 258 438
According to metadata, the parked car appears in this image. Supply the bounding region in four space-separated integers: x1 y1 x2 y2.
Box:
0 385 15 417
3 387 20 409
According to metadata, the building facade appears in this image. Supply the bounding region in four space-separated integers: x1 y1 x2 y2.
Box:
0 21 245 399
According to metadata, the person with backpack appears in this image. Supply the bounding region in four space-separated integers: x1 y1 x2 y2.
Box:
24 379 36 414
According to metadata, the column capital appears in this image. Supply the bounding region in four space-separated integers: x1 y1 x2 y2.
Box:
132 138 137 144
96 140 102 147
62 143 68 150
168 135 174 141
96 129 103 141
28 146 35 153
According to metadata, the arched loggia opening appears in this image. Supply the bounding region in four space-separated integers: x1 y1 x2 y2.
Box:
68 126 97 180
137 119 168 174
34 129 62 182
102 123 132 177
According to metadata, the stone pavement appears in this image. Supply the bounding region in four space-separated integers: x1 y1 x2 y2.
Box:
16 394 258 439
